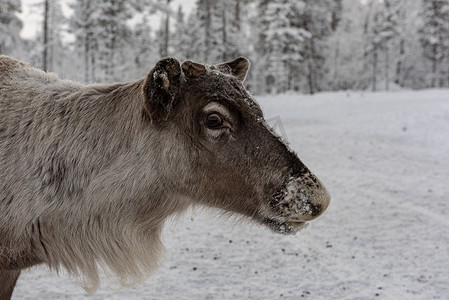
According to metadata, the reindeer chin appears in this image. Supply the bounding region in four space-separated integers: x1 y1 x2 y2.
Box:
263 217 309 235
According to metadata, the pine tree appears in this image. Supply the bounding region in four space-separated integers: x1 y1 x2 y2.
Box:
156 17 166 58
394 0 406 86
381 0 400 90
0 0 23 55
418 0 449 87
369 7 382 91
326 0 365 90
194 0 216 62
43 0 49 71
391 0 423 89
25 1 66 73
127 14 158 79
331 0 343 31
154 0 173 57
303 0 339 94
211 0 227 62
271 0 306 93
172 6 192 61
255 0 309 93
183 11 203 61
363 0 399 91
254 0 338 94
46 0 65 74
173 0 251 65
96 0 133 82
70 0 98 82
214 0 248 62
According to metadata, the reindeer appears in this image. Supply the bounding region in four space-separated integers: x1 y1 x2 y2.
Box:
0 55 330 299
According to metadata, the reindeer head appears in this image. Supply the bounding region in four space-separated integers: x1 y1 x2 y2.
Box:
143 57 330 234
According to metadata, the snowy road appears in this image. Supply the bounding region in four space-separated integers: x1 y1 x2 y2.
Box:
13 90 449 299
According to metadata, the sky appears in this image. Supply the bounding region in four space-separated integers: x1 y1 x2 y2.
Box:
19 0 196 40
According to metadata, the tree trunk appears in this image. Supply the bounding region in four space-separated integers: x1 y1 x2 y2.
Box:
362 1 374 73
222 4 227 62
43 0 49 72
385 44 390 91
290 63 295 91
307 60 314 94
234 0 241 31
332 36 340 90
395 38 404 85
307 37 317 94
162 0 172 57
108 36 116 82
431 44 437 88
91 51 96 83
84 35 90 83
372 48 378 92
331 0 342 31
204 0 211 62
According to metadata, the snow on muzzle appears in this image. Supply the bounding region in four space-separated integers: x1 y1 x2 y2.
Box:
268 172 330 234
283 174 330 220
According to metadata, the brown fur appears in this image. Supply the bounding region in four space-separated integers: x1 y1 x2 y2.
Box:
0 55 329 297
0 270 20 300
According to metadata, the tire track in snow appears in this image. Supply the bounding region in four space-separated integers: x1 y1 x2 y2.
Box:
327 169 449 227
361 188 449 227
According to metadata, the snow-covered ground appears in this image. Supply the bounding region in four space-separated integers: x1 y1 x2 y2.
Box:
13 90 449 299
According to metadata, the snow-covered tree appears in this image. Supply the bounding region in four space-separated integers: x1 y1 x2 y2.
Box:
300 0 336 94
172 6 192 61
325 0 365 90
132 15 157 74
418 0 449 87
42 0 49 71
179 10 203 61
14 0 449 92
193 0 216 62
266 0 308 93
362 0 399 91
70 0 98 82
152 0 174 58
380 0 400 90
0 0 23 55
161 0 172 57
331 0 343 31
254 0 338 94
254 0 307 93
177 0 249 63
213 0 248 62
26 0 67 74
392 0 424 89
96 0 133 82
46 0 65 74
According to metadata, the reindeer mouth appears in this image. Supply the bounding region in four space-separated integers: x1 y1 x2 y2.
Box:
262 217 309 235
263 174 330 235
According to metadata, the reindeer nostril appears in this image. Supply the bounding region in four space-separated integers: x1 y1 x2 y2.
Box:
311 204 322 217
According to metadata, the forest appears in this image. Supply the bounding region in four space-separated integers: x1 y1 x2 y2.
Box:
1 0 449 94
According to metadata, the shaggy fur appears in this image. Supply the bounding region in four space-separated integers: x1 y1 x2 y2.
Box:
0 55 329 297
0 56 171 290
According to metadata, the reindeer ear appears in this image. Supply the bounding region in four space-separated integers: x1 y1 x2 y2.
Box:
215 56 250 82
143 58 181 123
181 61 207 78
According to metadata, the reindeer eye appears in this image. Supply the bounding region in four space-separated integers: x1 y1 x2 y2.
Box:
206 114 223 129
